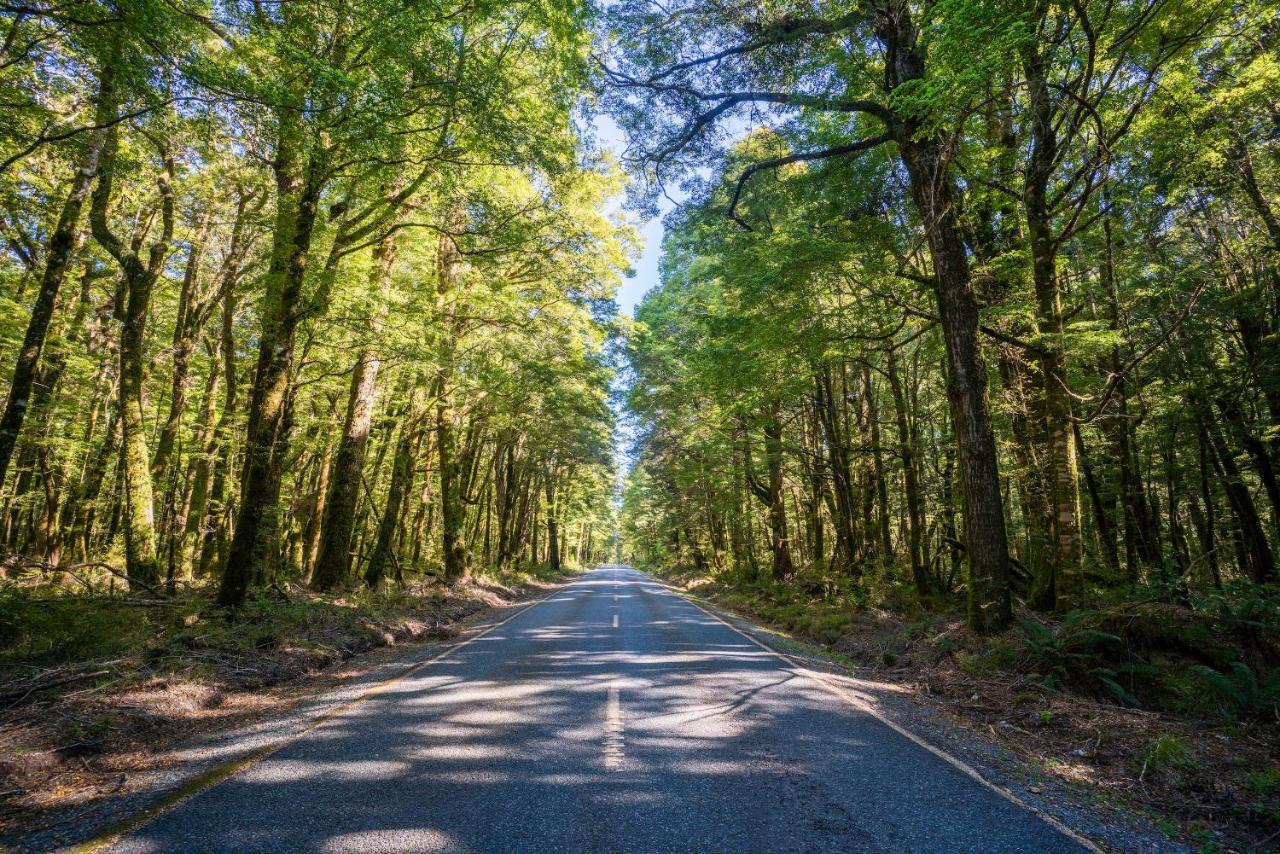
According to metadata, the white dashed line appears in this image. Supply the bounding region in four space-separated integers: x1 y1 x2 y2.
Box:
603 683 624 770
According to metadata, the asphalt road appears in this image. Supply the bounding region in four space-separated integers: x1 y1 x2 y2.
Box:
113 566 1088 853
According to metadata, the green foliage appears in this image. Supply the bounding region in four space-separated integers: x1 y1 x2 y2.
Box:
0 588 155 665
1019 611 1167 708
1246 768 1280 797
1141 735 1198 774
1190 662 1280 721
1021 612 1117 682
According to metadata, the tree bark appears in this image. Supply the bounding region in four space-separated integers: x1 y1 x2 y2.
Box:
898 133 1012 631
219 117 323 606
887 346 930 595
545 474 561 573
0 72 113 488
1022 11 1084 610
311 231 398 590
747 400 794 581
89 116 174 589
367 384 423 588
435 223 468 582
878 1 1011 631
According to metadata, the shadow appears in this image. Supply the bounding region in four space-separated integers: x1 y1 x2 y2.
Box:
114 567 1085 853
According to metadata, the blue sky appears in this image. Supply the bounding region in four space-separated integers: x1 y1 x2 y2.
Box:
618 213 664 314
593 115 676 315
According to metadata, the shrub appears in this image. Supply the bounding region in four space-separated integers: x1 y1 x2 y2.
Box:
1190 662 1280 721
1141 735 1197 774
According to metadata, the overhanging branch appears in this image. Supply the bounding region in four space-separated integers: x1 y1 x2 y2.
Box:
727 133 892 229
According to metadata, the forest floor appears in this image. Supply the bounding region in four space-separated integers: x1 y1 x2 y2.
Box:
654 566 1280 853
0 565 578 843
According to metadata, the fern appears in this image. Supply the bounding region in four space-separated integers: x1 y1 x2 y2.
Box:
1021 611 1150 706
1192 662 1280 719
1093 667 1141 708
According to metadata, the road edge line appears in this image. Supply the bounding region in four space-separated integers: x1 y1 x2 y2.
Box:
68 574 578 853
645 572 1103 854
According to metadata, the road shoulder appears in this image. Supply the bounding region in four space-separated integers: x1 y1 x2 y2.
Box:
648 571 1190 854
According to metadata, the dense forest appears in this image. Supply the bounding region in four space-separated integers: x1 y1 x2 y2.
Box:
616 0 1280 628
0 0 627 603
608 5 1280 835
1 0 1279 844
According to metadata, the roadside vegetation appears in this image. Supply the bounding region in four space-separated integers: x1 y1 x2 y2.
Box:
0 561 581 837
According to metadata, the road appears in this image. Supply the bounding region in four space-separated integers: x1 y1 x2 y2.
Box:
113 566 1088 853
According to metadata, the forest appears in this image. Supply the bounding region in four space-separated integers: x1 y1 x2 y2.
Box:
0 0 626 601
0 0 630 826
0 0 1278 847
610 0 1279 842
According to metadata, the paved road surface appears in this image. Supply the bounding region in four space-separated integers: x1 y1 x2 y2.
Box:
114 566 1087 853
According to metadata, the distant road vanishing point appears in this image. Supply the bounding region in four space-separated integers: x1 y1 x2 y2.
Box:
111 566 1089 853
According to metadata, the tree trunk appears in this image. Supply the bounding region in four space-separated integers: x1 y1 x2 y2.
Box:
0 73 112 487
218 123 322 606
436 224 468 583
545 475 561 573
759 401 794 580
198 284 240 577
865 367 894 565
310 234 397 589
878 0 1010 632
367 385 422 588
151 211 210 484
887 346 930 595
814 368 857 574
89 115 173 589
899 135 1011 631
1204 413 1275 584
1023 28 1083 610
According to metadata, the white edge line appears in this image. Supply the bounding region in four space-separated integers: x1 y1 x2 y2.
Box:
648 573 1103 854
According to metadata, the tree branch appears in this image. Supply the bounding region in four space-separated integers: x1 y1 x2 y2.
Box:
727 133 893 229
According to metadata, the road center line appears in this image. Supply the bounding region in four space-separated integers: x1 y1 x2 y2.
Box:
603 683 624 770
612 613 619 628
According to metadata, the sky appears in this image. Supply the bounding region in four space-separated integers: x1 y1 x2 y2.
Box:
593 115 676 315
592 114 667 481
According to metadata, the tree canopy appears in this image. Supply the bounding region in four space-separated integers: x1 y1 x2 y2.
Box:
0 0 629 601
609 0 1280 631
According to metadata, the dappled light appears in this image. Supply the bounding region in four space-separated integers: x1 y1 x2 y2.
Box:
2 0 1275 846
113 568 1084 853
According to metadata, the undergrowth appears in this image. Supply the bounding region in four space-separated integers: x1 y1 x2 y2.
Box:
0 560 582 691
655 563 1280 723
